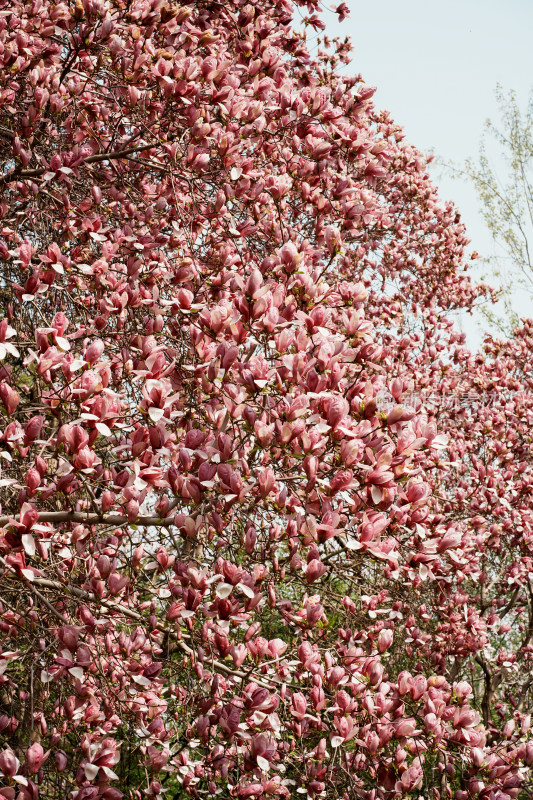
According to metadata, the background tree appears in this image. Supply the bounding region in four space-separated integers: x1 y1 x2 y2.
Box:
460 86 533 333
0 2 531 800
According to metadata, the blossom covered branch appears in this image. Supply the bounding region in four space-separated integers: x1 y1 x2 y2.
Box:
0 0 528 799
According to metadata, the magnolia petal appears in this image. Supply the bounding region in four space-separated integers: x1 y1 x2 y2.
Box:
21 534 36 556
148 407 165 422
83 763 99 781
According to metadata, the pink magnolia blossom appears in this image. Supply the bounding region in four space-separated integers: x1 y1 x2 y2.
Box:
0 1 529 798
0 749 19 779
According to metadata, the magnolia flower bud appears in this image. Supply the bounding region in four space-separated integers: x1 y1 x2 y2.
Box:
279 241 299 272
85 338 104 364
397 671 412 695
0 748 20 777
365 731 379 755
406 481 429 504
24 415 44 445
453 707 479 729
58 626 79 651
367 660 383 686
306 602 324 626
329 469 353 494
238 785 264 798
377 629 393 653
96 554 112 579
502 718 516 738
25 742 44 774
0 383 19 414
326 396 349 428
34 456 47 477
101 490 115 513
132 544 144 568
305 559 327 583
395 719 417 738
328 667 345 688
390 378 403 399
91 185 102 205
127 499 139 522
471 747 485 768
108 573 128 595
246 269 263 298
26 467 41 494
409 675 427 701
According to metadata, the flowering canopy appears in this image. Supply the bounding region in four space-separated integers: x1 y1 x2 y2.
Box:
0 0 530 799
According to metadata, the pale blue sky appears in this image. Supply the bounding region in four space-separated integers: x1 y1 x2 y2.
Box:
324 0 533 345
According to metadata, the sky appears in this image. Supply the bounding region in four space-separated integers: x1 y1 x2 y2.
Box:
323 0 533 347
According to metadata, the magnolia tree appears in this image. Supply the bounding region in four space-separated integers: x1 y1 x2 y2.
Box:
0 1 530 799
419 323 533 725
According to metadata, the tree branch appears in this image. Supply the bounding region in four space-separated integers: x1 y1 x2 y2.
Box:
0 143 163 184
0 510 178 528
2 568 283 692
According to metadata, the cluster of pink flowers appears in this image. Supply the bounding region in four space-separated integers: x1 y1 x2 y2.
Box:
0 0 529 799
